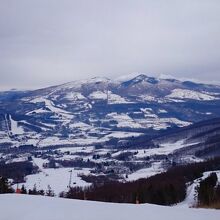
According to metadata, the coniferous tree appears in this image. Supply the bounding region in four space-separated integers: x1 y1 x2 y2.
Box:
0 177 14 193
20 184 27 194
46 185 55 197
197 173 218 206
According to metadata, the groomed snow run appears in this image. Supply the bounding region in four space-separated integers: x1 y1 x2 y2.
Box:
177 170 220 208
0 194 219 220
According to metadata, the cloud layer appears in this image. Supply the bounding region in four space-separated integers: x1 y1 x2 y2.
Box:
0 0 220 90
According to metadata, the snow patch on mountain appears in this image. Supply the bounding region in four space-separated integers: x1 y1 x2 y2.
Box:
104 131 142 139
65 92 86 101
69 122 93 131
108 92 131 104
139 94 156 102
127 162 164 181
158 109 168 113
167 89 218 101
88 91 131 104
31 97 73 122
106 113 143 128
9 115 24 135
139 108 191 130
89 91 107 100
134 139 199 158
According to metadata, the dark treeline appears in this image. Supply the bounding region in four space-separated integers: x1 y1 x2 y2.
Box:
0 177 14 194
64 157 220 206
197 173 220 208
0 178 55 197
0 161 37 182
23 184 55 197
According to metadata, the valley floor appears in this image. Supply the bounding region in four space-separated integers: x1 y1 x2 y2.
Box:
0 194 219 220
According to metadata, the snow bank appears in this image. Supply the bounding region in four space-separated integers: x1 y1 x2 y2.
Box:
0 194 219 220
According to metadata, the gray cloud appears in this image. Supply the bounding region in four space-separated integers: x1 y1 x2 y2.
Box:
0 0 220 90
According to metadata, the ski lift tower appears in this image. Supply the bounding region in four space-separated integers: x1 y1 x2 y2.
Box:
68 170 72 188
106 82 109 105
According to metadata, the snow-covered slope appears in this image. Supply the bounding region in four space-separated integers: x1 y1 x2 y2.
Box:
0 194 219 220
177 170 220 208
166 89 217 101
0 74 220 148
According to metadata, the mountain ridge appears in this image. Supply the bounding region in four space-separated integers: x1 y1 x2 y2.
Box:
0 73 220 149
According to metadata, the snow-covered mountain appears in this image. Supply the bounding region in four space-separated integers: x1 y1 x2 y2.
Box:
0 74 220 148
1 74 220 195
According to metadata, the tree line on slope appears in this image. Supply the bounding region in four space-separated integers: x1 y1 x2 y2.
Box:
63 157 220 205
196 172 220 209
0 161 37 183
0 179 55 197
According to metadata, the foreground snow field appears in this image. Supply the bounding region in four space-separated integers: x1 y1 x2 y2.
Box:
0 194 219 220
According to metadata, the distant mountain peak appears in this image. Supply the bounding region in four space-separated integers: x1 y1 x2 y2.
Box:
132 74 159 84
132 74 148 81
120 74 159 87
88 76 110 83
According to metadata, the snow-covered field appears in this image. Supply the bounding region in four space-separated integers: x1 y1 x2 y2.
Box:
106 112 144 128
126 162 164 181
133 139 199 158
12 158 91 195
14 167 91 196
0 194 219 220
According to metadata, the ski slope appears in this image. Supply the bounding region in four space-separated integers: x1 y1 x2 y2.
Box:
0 194 219 220
177 170 220 208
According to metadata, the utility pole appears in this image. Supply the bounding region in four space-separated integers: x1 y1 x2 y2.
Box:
106 82 109 105
68 170 72 188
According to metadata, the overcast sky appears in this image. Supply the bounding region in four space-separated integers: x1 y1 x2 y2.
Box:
0 0 220 90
